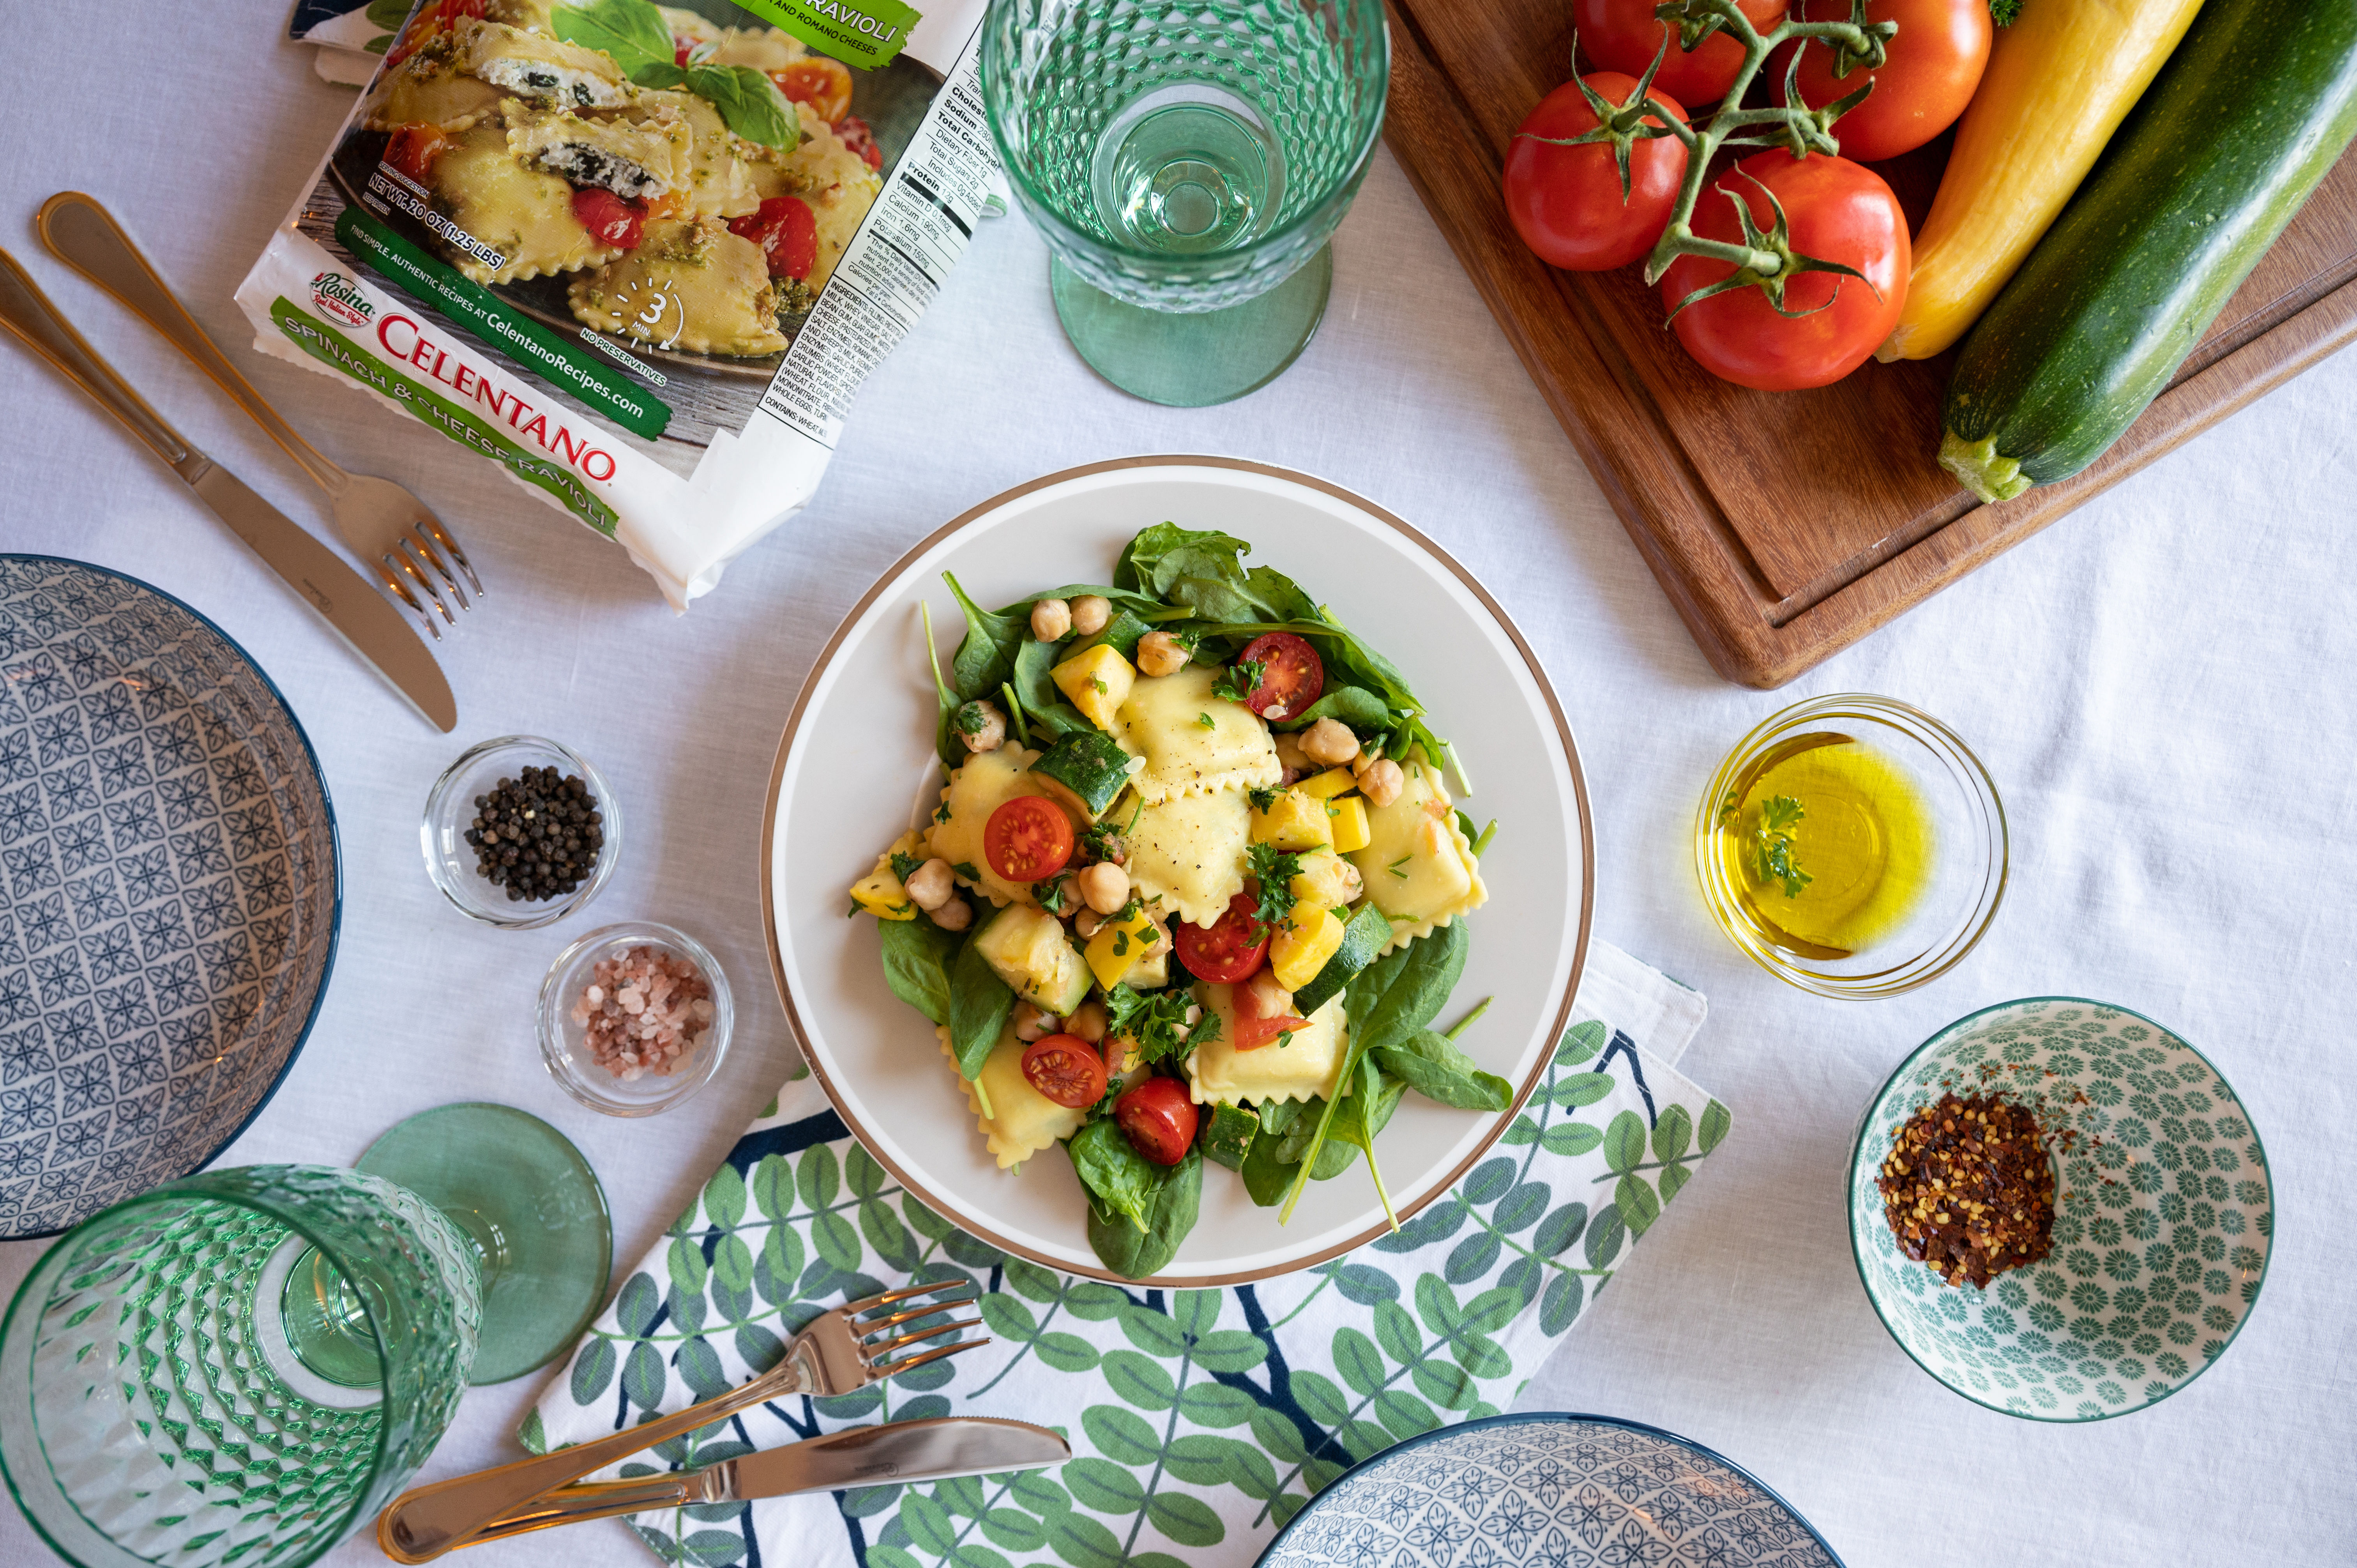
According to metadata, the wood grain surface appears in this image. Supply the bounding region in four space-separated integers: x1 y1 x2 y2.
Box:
1386 0 2357 686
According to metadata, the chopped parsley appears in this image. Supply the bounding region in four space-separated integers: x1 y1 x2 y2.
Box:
1090 675 1108 695
1196 712 1215 729
951 701 990 736
1988 0 2019 23
1246 842 1302 929
953 861 982 882
1105 984 1215 1065
1080 797 1143 863
1386 853 1412 879
1211 658 1265 705
1749 796 1812 899
1037 877 1071 915
889 851 923 883
1247 784 1282 812
933 803 952 824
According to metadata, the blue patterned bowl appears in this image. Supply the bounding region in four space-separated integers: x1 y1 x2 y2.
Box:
1256 1412 1841 1568
1847 997 2274 1421
0 558 339 1238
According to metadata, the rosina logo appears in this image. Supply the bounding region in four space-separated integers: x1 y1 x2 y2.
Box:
309 270 374 328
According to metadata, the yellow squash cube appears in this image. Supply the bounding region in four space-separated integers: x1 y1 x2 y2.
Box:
1251 788 1332 852
1327 795 1371 854
850 831 922 920
1052 644 1136 730
1289 846 1358 911
1270 905 1345 992
1085 907 1158 992
1296 766 1358 800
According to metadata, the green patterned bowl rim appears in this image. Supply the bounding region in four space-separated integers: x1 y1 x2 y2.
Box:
1845 995 2275 1423
1251 1411 1846 1567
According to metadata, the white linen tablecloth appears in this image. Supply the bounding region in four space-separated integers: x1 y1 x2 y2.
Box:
2 8 2352 1564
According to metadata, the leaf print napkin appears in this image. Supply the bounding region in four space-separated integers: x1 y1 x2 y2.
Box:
522 940 1728 1568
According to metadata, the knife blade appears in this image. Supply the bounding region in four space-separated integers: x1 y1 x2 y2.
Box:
454 1419 1071 1550
0 245 456 731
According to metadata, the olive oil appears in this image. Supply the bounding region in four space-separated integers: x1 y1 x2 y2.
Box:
1717 735 1933 957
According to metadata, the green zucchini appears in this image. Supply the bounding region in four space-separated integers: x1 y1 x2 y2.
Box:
1290 902 1392 1017
1198 1101 1260 1170
1030 731 1133 819
1941 0 2357 501
1069 608 1149 661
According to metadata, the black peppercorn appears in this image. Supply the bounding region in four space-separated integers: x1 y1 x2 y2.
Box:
467 761 603 902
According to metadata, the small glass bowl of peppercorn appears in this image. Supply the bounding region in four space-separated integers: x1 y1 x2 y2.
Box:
538 921 733 1116
421 735 620 929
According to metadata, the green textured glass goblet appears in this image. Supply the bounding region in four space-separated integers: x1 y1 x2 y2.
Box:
982 0 1390 406
0 1165 481 1568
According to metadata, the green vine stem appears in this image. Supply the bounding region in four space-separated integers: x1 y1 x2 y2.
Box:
1525 0 1900 308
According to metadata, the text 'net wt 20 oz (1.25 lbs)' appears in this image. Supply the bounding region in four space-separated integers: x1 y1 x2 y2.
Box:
238 0 1003 609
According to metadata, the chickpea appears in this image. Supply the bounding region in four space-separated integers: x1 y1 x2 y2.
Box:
1070 595 1111 637
1030 598 1072 641
1012 1001 1055 1042
1136 629 1189 678
1299 717 1360 767
904 857 956 911
1358 758 1405 809
928 895 972 932
1064 1000 1108 1044
1240 968 1292 1020
1077 862 1131 915
956 699 1006 754
1074 907 1107 939
1334 859 1364 903
1273 731 1309 780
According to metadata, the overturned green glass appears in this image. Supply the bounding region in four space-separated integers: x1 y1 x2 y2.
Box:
982 0 1390 406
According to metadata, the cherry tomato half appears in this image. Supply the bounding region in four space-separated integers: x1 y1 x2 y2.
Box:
836 115 883 172
1234 632 1323 723
1233 969 1305 1051
572 188 646 250
770 57 853 125
1171 893 1272 985
384 124 450 186
1115 1077 1199 1166
1021 1034 1107 1109
729 196 818 280
1505 73 1690 272
1659 152 1908 390
1575 0 1786 109
983 796 1074 883
1773 0 1990 162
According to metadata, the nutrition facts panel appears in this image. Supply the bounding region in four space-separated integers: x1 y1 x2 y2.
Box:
758 26 999 449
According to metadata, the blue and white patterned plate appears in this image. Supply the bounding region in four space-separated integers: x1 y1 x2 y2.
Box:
0 558 339 1238
1256 1413 1842 1568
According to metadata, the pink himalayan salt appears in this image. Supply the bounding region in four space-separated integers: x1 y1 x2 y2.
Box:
569 945 714 1080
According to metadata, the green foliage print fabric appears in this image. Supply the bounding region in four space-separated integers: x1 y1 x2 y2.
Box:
525 968 1731 1568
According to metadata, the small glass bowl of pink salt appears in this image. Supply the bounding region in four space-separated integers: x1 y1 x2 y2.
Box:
537 921 733 1116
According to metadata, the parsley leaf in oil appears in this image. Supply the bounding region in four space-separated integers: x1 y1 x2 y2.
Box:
1749 795 1813 899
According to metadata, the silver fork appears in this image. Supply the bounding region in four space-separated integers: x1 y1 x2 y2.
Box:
376 1278 985 1563
35 191 482 640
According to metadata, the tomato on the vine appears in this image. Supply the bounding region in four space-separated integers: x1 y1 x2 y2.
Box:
1171 893 1271 985
1574 0 1787 108
1233 632 1323 722
1021 1034 1107 1109
1774 0 1990 162
1115 1077 1198 1166
1505 73 1690 272
1658 152 1908 390
982 796 1074 883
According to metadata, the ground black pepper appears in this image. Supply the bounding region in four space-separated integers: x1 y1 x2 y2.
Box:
1878 1091 2055 1289
463 765 601 902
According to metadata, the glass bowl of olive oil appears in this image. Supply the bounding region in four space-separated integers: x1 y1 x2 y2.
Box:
1694 694 2007 998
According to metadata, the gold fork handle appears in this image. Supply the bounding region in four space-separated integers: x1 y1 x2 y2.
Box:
36 192 348 496
0 246 200 478
377 1349 810 1563
419 1471 711 1555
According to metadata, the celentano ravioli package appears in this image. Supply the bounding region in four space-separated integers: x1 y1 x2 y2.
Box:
238 0 998 608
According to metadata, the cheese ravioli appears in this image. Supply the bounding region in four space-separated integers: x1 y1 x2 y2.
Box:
1187 987 1348 1106
1112 665 1280 804
1348 754 1487 951
922 745 1057 909
937 1025 1085 1167
1126 789 1252 927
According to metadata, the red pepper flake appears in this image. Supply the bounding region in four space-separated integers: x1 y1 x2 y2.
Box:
1878 1091 2055 1290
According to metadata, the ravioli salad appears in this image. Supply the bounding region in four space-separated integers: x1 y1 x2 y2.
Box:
847 525 1510 1279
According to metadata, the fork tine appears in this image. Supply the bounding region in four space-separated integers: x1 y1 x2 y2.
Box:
376 554 446 640
415 513 484 598
854 1297 980 1337
872 1338 989 1381
866 1317 982 1360
842 1279 979 1315
403 531 470 612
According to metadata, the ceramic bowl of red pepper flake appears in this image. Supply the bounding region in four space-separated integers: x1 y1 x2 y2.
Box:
1846 997 2272 1421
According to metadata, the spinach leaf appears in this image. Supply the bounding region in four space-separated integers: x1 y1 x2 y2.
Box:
1240 1124 1297 1206
1011 638 1090 739
1346 920 1469 1061
1067 1118 1159 1230
999 582 1162 617
1086 1146 1202 1278
1258 1097 1299 1137
921 602 968 770
1277 685 1390 735
551 0 672 73
946 933 1013 1081
1110 524 1296 623
1327 1056 1403 1227
877 917 958 1026
943 573 1027 703
1374 1028 1514 1111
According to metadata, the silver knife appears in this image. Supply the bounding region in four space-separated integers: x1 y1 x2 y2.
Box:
0 247 457 732
452 1419 1072 1550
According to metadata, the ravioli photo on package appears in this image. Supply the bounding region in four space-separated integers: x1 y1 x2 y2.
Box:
239 0 998 607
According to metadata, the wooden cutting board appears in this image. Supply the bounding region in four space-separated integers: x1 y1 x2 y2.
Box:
1385 0 2357 687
